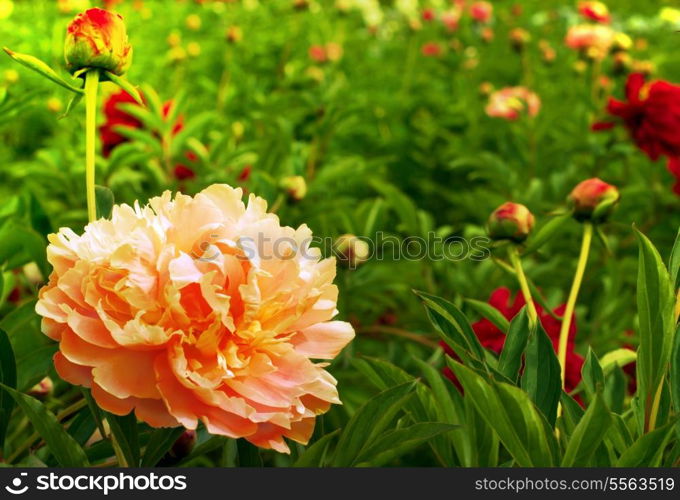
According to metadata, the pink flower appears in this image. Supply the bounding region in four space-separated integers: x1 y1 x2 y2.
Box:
578 1 610 24
565 24 614 58
421 42 443 57
470 1 492 23
485 86 541 120
36 185 354 453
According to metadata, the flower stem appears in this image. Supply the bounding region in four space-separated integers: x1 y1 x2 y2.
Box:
85 69 99 223
557 222 593 389
508 246 538 328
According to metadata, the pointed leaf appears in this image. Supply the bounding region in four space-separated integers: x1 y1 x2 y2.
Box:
3 48 83 94
561 393 611 466
497 307 531 383
521 322 561 426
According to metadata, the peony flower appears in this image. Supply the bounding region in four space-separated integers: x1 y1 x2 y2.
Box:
441 9 461 31
595 73 680 161
308 45 327 63
578 1 610 23
36 185 354 452
470 1 492 23
64 8 132 76
565 24 614 59
485 86 541 120
421 41 443 58
487 202 535 243
568 178 619 222
441 287 584 394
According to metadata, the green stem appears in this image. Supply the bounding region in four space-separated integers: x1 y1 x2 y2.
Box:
557 222 593 389
508 246 538 328
85 69 99 223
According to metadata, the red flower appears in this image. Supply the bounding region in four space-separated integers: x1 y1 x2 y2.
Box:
421 42 442 58
173 165 195 181
441 287 584 394
597 73 680 161
667 157 680 195
99 90 142 157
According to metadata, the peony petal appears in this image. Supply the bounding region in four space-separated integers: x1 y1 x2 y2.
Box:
292 321 355 359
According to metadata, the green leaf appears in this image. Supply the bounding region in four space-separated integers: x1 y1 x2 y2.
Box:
465 298 510 333
3 48 84 94
634 228 675 429
59 93 83 119
523 213 571 255
95 185 115 219
669 226 680 291
600 348 637 375
451 361 557 466
0 383 88 466
604 366 627 414
561 393 612 466
106 412 140 467
104 72 143 105
0 328 16 455
673 325 680 414
521 322 561 426
415 290 486 362
293 429 340 467
356 423 457 467
141 427 184 467
333 381 416 467
582 348 605 398
616 420 677 467
497 307 531 383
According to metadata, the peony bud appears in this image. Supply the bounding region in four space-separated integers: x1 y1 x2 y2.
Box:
509 28 531 52
169 430 196 459
335 234 370 268
28 377 54 399
64 8 132 76
185 14 201 31
568 178 619 222
226 25 242 44
280 175 307 201
487 202 535 242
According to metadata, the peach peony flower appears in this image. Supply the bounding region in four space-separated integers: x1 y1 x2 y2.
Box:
485 87 540 120
36 184 354 453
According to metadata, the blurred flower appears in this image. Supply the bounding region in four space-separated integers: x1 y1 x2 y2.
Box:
441 287 584 394
568 178 619 222
3 68 19 84
28 377 54 399
470 1 492 23
47 97 64 114
167 31 182 48
631 60 655 76
280 175 307 201
612 32 632 52
612 51 631 74
577 1 610 24
64 8 132 76
23 262 44 285
99 89 142 157
480 26 494 43
335 234 370 268
185 14 201 31
478 81 494 97
226 25 243 44
0 0 13 19
634 38 648 51
539 40 556 64
441 9 460 31
308 45 327 63
666 157 680 196
595 73 680 161
173 165 196 181
565 24 614 59
421 41 442 58
659 7 680 25
36 185 354 452
58 0 86 15
485 86 540 120
293 0 309 10
487 202 534 243
509 27 530 52
421 7 435 22
187 42 201 58
325 42 343 62
238 165 252 182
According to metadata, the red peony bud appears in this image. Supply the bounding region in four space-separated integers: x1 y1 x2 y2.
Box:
64 8 132 76
28 377 54 400
487 202 535 242
568 178 619 222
